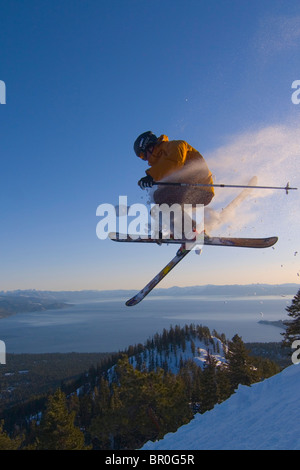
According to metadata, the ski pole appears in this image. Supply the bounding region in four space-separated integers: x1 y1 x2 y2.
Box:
153 181 297 194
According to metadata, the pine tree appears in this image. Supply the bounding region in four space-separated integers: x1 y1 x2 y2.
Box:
0 420 21 450
35 389 87 450
199 355 219 412
90 356 192 449
282 288 300 347
225 334 257 391
216 365 232 403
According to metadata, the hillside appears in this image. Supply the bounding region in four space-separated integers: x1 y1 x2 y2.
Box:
123 325 227 376
0 323 285 449
141 364 300 450
128 336 225 374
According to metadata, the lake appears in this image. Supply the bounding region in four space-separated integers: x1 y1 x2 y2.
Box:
0 295 292 354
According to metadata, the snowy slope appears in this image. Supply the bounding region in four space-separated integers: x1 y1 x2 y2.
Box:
141 365 300 450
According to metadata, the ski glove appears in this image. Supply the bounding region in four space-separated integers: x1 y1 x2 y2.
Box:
138 175 154 189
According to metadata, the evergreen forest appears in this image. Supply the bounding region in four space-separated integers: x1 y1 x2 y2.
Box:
0 321 290 450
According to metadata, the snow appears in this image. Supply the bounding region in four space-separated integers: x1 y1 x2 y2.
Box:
141 364 300 450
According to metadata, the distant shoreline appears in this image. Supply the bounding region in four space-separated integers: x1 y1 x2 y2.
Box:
0 297 72 319
258 320 286 330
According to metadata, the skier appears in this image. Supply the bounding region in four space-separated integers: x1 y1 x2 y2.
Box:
133 131 214 238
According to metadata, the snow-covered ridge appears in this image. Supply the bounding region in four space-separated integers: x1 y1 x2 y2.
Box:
128 337 226 374
141 364 300 450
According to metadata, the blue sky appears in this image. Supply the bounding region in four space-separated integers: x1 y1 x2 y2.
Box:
0 0 299 291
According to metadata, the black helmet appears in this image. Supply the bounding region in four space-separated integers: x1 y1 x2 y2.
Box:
134 131 158 159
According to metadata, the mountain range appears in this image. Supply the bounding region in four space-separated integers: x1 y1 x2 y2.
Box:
1 282 298 301
0 283 297 319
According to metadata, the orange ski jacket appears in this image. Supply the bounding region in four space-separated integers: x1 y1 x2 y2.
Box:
145 135 214 195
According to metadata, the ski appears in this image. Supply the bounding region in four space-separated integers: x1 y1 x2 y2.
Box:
125 244 191 306
124 234 278 306
109 233 278 249
117 177 276 306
